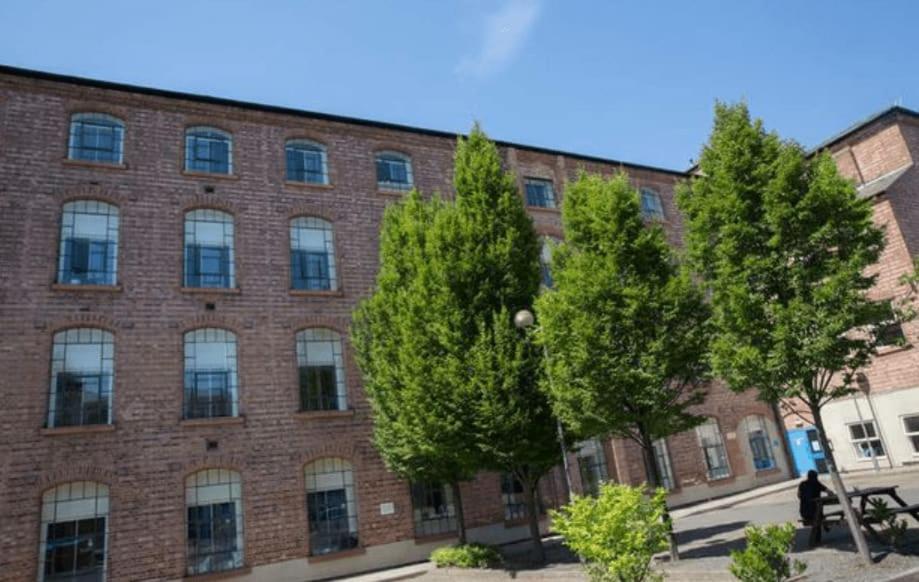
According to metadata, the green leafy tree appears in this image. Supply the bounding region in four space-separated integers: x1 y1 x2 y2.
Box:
536 172 711 558
552 483 669 582
729 523 806 582
354 125 559 552
677 102 891 563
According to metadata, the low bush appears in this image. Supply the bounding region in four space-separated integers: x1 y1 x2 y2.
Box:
729 522 806 582
551 483 669 582
866 498 909 549
430 543 502 568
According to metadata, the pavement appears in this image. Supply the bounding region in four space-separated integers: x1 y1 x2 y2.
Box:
336 467 919 581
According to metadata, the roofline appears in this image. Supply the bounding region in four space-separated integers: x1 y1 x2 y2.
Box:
810 105 919 153
0 64 687 178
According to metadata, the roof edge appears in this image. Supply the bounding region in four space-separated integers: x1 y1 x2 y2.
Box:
810 105 919 154
0 64 687 178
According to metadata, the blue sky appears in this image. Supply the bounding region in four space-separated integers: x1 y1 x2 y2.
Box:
2 0 917 170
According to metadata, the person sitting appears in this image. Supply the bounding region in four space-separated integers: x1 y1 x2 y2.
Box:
798 469 830 525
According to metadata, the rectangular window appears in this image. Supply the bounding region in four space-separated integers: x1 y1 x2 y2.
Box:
849 420 886 460
749 430 775 470
299 365 338 411
53 373 110 427
291 250 331 290
411 482 457 537
185 245 231 288
187 502 241 575
185 371 232 419
524 178 556 208
376 155 413 190
61 239 115 285
653 439 676 491
696 420 731 480
186 135 231 174
68 114 123 164
576 439 608 497
501 473 528 521
903 415 919 454
640 188 665 220
44 517 106 582
307 488 357 555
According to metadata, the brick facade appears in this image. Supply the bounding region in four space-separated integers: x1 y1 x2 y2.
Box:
0 67 789 581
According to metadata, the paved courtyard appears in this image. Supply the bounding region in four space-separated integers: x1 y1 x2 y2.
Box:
351 468 919 581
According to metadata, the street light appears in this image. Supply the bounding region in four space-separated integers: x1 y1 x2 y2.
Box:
514 308 574 501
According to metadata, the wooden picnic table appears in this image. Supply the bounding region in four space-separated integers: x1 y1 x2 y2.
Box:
809 485 919 547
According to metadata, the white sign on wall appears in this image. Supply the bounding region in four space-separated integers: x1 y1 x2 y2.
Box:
379 502 395 516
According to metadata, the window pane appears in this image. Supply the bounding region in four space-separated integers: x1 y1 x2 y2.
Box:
49 330 114 428
58 201 119 286
68 114 123 164
305 459 358 555
904 415 919 434
186 128 232 174
184 329 238 419
525 179 556 208
184 210 234 288
376 154 413 190
286 142 328 184
411 482 456 537
185 470 243 576
41 483 109 582
296 329 346 412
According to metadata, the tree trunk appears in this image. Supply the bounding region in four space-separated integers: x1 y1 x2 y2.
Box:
811 405 872 564
639 427 679 562
451 481 467 545
522 474 546 563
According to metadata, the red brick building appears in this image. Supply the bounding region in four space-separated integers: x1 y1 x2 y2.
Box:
781 108 919 476
0 66 790 582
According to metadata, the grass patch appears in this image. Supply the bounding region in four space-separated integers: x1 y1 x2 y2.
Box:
430 543 502 568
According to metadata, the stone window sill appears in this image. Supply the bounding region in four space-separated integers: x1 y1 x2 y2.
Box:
41 424 116 436
755 467 782 477
62 158 127 171
283 180 334 190
52 283 122 293
180 416 246 428
181 287 241 295
181 170 239 181
706 475 736 486
378 187 412 197
294 409 355 421
183 566 251 581
307 547 366 564
526 205 560 214
289 289 344 298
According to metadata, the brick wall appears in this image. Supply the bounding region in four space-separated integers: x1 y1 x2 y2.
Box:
0 69 776 580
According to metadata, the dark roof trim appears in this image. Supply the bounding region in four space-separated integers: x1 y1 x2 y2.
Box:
0 64 687 178
810 105 919 154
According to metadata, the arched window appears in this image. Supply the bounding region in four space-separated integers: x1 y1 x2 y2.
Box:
48 328 114 428
640 188 664 221
185 127 232 174
290 217 337 291
375 151 413 191
286 140 328 184
696 418 731 480
524 177 556 208
183 328 239 419
304 458 358 556
185 469 244 576
576 438 608 497
57 200 119 286
68 113 124 164
540 237 559 288
295 329 346 411
410 482 456 537
184 209 235 288
39 481 109 582
742 415 777 471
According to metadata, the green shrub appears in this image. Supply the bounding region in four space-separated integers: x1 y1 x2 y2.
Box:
866 498 909 549
430 543 502 568
551 483 669 582
729 523 806 582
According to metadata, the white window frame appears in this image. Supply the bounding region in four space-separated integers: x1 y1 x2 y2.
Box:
696 418 731 480
185 126 233 174
903 414 919 456
653 438 676 491
185 469 245 576
285 139 329 185
68 112 125 164
847 420 887 461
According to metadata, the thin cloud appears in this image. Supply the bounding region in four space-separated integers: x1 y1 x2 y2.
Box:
457 0 542 79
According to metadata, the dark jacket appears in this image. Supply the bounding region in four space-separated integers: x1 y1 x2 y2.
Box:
798 477 829 522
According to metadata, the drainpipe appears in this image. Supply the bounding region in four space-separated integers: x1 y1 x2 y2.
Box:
771 401 798 479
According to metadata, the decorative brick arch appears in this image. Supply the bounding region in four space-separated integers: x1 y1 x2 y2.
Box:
181 196 239 216
180 314 244 336
38 465 116 493
288 316 350 336
57 184 125 208
49 314 120 335
180 457 247 484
